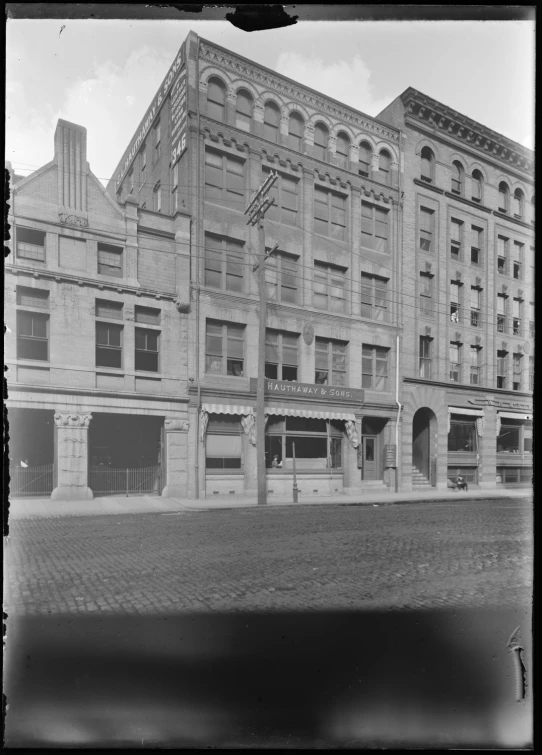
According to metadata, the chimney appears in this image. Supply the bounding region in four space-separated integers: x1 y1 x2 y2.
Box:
54 119 88 212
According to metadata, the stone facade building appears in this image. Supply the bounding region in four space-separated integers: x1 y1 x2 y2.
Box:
378 88 534 490
6 120 191 499
109 31 403 498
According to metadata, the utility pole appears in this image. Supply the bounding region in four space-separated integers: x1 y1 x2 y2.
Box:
245 171 278 505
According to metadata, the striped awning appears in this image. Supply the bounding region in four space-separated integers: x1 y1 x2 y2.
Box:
498 411 532 420
449 406 485 417
201 404 254 416
265 407 356 421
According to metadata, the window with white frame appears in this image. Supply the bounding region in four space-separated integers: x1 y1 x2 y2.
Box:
206 416 243 472
362 345 389 390
315 338 347 386
360 273 388 321
359 141 372 177
207 77 226 121
470 346 482 385
205 321 245 376
314 123 329 161
135 328 159 372
235 90 253 132
471 169 483 202
97 242 123 277
361 202 389 252
497 236 508 274
314 186 347 240
287 112 304 151
263 101 280 143
471 225 483 265
266 170 298 226
16 287 50 361
265 330 298 381
265 251 298 304
512 352 522 391
419 336 432 378
313 262 346 313
450 218 462 260
419 271 434 316
470 286 482 327
204 149 245 211
497 293 507 333
449 342 461 382
204 233 244 292
513 241 523 280
512 297 522 336
496 349 508 389
96 321 123 369
450 281 461 321
451 161 463 195
336 132 350 169
378 150 391 185
419 207 434 252
16 227 46 261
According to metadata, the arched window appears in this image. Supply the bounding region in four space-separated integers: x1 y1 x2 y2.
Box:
263 101 280 143
335 132 350 169
512 188 524 218
207 77 226 121
235 90 253 132
420 146 434 183
288 112 304 151
498 182 509 213
358 141 372 177
314 123 329 161
378 150 391 185
471 169 483 202
451 161 463 195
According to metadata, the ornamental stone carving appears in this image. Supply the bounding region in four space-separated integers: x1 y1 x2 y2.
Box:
59 212 89 228
165 419 190 431
303 323 315 345
54 413 92 428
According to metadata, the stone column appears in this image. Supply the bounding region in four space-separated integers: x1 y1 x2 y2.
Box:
51 413 93 500
479 405 497 489
244 432 258 496
162 418 189 497
186 404 199 498
343 421 363 496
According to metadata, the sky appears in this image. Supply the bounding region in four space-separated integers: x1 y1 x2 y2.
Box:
6 14 535 187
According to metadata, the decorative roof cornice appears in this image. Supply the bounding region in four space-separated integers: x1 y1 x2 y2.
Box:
199 42 400 144
401 88 534 174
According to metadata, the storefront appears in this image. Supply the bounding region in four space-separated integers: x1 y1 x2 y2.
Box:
496 411 533 486
447 406 485 486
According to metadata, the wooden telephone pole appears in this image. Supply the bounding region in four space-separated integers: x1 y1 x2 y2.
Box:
245 171 278 506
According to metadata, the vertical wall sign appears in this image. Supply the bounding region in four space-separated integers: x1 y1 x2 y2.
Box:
170 69 187 166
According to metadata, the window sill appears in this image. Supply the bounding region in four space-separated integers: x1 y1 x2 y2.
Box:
413 178 444 194
13 358 50 367
493 210 533 229
96 368 124 374
444 191 493 212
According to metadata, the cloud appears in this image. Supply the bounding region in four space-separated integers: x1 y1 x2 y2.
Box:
275 52 390 119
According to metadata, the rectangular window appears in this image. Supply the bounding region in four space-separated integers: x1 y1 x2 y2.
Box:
135 306 161 325
360 273 388 321
470 346 481 385
362 345 389 391
419 207 434 252
449 342 461 382
265 171 299 226
265 416 343 471
96 322 123 369
512 353 522 391
16 310 49 361
448 420 478 452
315 338 347 386
450 281 461 321
513 241 523 279
497 350 508 389
265 252 298 304
419 272 434 316
135 328 159 372
97 243 123 277
361 202 389 252
206 417 242 471
265 330 298 381
470 286 481 327
204 233 244 292
497 294 507 332
95 299 123 319
497 422 521 453
154 183 162 213
16 227 46 261
314 187 347 240
450 218 462 259
471 226 482 265
512 298 522 335
497 236 508 275
313 262 346 313
419 336 432 379
204 149 245 211
205 321 245 376
154 121 161 160
16 286 49 308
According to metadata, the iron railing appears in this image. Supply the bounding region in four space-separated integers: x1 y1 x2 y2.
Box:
89 465 162 496
9 464 54 497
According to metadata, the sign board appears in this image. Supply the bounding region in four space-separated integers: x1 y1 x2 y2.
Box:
384 444 397 468
250 378 363 404
170 70 187 166
468 398 532 410
115 41 186 189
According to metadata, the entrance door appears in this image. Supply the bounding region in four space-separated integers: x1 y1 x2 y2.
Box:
362 436 377 480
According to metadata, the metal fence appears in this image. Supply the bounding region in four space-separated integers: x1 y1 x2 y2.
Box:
89 465 163 496
9 464 55 497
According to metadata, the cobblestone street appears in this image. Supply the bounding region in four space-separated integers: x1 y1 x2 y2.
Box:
5 497 533 614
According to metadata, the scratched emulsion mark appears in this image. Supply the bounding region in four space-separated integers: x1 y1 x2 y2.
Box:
506 626 526 701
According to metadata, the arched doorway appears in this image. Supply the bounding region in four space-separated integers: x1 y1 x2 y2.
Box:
412 407 437 486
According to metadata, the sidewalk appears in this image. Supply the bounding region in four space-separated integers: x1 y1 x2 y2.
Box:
6 486 532 519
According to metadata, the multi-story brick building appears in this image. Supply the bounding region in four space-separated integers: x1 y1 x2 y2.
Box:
378 88 534 490
5 119 191 499
109 31 403 498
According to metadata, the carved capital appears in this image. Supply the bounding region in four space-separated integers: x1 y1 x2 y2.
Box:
54 413 92 428
59 212 88 228
165 419 190 431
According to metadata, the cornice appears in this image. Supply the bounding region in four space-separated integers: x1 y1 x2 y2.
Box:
199 44 400 144
413 178 444 195
402 92 534 175
402 376 532 399
443 191 493 213
7 383 190 403
138 225 177 240
492 211 534 232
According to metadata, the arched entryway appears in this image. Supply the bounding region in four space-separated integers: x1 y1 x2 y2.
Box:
412 407 437 487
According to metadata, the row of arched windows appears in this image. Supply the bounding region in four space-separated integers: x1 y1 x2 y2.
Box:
420 146 533 220
207 77 394 184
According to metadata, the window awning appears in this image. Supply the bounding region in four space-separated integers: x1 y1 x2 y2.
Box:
201 404 254 416
498 411 532 420
265 407 356 421
448 406 485 417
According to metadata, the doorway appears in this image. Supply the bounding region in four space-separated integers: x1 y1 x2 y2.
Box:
362 436 377 480
412 407 437 484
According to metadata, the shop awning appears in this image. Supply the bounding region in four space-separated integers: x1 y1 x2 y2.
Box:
201 403 254 416
449 406 485 416
265 407 356 421
498 411 533 420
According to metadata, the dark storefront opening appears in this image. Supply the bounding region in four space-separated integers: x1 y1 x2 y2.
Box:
412 407 437 485
89 413 164 495
265 416 343 471
7 408 55 497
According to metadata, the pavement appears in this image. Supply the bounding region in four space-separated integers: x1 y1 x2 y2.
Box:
6 484 533 519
